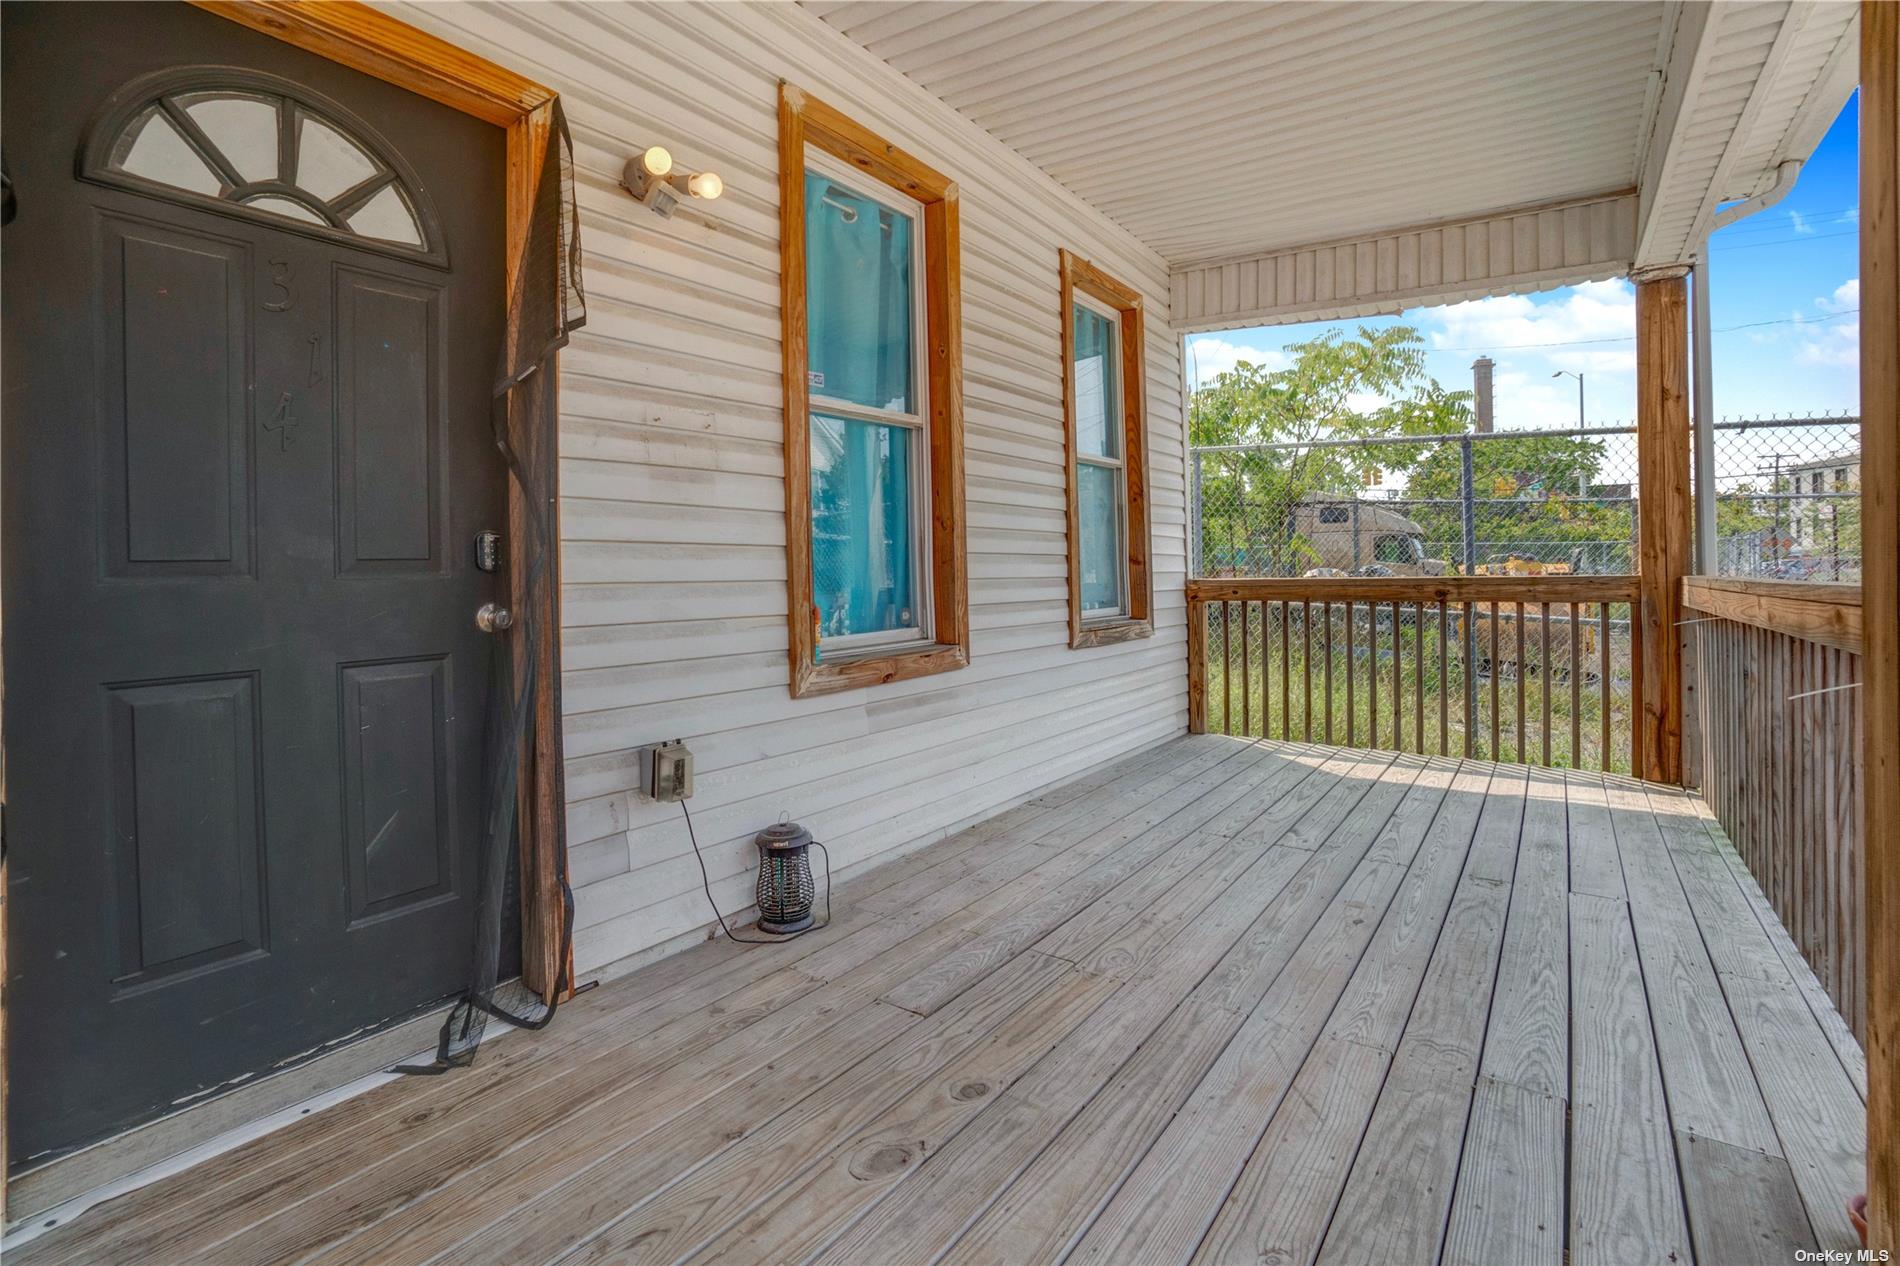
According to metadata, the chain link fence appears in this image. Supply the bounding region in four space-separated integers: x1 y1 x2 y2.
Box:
1704 415 1861 581
1190 414 1861 582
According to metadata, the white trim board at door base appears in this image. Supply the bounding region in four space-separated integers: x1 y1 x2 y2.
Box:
1 1000 479 1237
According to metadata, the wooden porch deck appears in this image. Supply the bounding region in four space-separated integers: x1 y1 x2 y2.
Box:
15 734 1867 1266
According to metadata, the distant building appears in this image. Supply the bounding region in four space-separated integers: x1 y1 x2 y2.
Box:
1786 447 1859 549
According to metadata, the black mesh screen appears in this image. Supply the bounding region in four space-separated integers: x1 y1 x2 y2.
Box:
402 100 586 1073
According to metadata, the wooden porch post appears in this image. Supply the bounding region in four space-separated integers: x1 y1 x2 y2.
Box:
1635 269 1692 786
1863 0 1899 1248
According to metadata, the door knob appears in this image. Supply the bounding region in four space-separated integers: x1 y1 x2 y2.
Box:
476 603 514 633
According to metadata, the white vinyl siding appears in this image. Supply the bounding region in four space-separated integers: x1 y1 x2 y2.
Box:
385 0 1189 976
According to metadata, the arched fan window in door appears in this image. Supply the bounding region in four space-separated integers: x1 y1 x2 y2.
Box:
82 68 445 263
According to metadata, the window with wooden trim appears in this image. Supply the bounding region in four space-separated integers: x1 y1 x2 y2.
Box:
779 84 967 698
1060 250 1151 648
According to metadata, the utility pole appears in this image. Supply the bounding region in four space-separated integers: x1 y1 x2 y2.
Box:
1760 452 1794 573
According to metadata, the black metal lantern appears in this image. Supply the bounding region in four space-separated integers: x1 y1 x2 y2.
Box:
754 822 816 934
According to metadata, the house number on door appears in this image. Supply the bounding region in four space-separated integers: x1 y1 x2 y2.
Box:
265 390 297 450
263 259 294 312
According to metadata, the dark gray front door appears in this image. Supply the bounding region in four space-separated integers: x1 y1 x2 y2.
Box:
3 1 507 1160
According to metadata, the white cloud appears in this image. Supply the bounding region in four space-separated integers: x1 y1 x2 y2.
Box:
1789 208 1814 235
1818 278 1858 313
1185 336 1288 387
1424 279 1637 376
1798 278 1860 367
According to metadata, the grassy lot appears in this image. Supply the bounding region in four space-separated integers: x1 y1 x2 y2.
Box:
1202 604 1635 774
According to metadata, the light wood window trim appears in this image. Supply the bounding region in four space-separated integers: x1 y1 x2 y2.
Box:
779 83 968 698
1060 250 1152 649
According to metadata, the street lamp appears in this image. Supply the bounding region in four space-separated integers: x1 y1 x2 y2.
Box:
1552 371 1588 495
1551 370 1585 429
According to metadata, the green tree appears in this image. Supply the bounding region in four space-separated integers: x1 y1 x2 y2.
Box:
1402 432 1634 570
1190 327 1469 575
1717 481 1774 542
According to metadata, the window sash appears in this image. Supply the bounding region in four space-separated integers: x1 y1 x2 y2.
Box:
1071 293 1129 620
1078 459 1127 616
1072 292 1122 463
805 151 932 652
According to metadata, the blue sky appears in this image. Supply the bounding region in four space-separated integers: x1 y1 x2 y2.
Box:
1186 93 1862 432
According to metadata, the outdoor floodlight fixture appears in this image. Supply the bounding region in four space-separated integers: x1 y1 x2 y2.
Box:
622 145 724 218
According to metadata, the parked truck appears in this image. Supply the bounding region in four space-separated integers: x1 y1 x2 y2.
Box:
1289 496 1448 576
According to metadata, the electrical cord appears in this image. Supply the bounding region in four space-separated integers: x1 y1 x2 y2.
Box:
680 798 831 944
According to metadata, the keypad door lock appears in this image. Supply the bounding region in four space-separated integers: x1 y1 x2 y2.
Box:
473 530 502 573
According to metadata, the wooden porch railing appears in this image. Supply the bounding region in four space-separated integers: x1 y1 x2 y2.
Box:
1187 575 1642 772
1685 576 1865 1040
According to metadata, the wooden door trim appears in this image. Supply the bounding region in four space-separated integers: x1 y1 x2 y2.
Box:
184 4 570 994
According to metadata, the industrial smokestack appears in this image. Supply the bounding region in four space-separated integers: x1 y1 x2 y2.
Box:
1471 356 1494 433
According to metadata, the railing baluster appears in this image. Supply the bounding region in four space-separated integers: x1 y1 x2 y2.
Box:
1323 602 1335 745
1188 598 1207 734
1490 601 1501 760
1570 602 1582 768
1438 600 1449 757
1414 601 1426 755
1222 599 1234 737
1540 601 1553 767
1346 601 1357 748
1600 600 1612 771
1241 599 1253 739
1368 602 1379 750
1280 600 1292 742
1515 601 1527 762
1462 600 1475 758
1391 600 1403 752
1302 600 1313 743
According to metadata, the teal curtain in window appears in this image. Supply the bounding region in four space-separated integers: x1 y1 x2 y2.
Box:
805 168 920 642
805 170 913 412
1073 302 1124 614
811 413 915 638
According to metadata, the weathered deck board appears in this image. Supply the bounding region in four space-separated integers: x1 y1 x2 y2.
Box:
1315 765 1531 1266
1568 892 1692 1266
12 735 1865 1266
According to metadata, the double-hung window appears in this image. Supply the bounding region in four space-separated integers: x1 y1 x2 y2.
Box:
780 86 968 697
1060 251 1151 647
805 153 929 653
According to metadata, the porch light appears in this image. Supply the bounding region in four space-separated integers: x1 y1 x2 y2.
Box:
621 145 724 219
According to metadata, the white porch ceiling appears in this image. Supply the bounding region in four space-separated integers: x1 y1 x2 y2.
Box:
803 0 1858 320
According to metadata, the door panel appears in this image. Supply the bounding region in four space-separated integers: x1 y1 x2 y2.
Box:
3 1 507 1160
340 657 455 922
100 215 254 575
335 268 441 570
107 674 266 982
